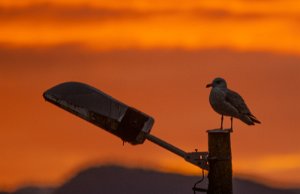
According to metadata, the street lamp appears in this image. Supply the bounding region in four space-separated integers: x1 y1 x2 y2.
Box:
44 82 233 194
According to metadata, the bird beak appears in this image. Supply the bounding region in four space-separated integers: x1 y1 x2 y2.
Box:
206 83 212 88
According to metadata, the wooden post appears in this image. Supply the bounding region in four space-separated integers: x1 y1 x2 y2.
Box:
207 129 233 194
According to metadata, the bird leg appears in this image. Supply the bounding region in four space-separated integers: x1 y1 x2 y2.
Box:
220 115 224 130
230 117 233 132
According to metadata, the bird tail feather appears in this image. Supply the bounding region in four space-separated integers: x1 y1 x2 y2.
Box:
249 115 261 124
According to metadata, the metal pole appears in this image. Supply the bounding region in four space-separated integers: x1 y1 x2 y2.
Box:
145 133 186 158
207 129 233 194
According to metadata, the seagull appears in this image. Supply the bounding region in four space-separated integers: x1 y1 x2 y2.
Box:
206 77 261 131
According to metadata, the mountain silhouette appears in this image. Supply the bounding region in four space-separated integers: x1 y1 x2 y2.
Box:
2 187 54 194
2 165 300 194
54 166 300 194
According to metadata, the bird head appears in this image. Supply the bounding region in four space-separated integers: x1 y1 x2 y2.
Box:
206 77 227 88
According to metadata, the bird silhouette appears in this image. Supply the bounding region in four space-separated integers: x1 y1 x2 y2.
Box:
206 77 261 131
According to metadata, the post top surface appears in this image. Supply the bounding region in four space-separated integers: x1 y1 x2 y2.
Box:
207 129 232 133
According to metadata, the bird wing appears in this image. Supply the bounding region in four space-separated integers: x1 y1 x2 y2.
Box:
225 89 252 115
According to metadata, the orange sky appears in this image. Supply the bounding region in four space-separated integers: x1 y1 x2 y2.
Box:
1 0 300 53
0 0 300 191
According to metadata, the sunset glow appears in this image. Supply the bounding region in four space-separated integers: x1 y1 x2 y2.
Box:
0 0 300 53
0 0 300 191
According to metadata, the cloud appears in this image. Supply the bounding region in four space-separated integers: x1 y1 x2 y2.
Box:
0 2 300 55
0 3 146 23
0 2 296 24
